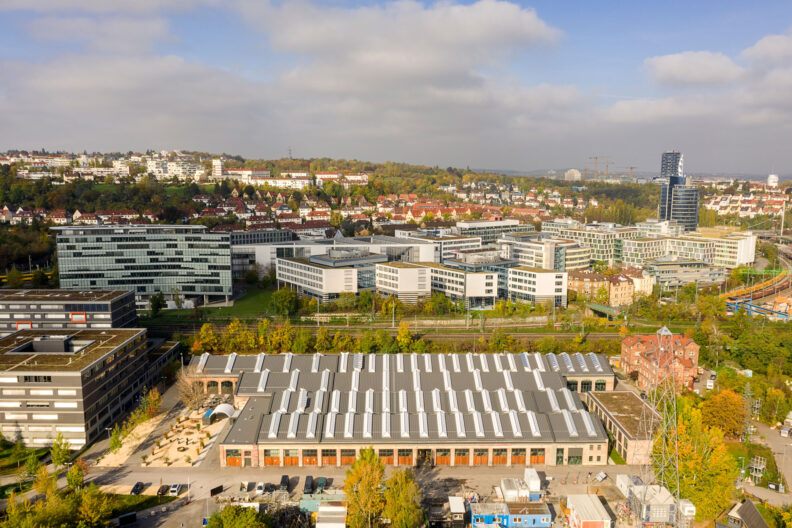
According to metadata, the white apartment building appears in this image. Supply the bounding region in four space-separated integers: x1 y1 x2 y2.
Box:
416 263 497 309
666 238 715 263
540 218 581 237
507 267 568 307
374 262 431 304
276 258 358 302
556 225 639 265
499 234 591 271
621 238 670 267
689 228 756 268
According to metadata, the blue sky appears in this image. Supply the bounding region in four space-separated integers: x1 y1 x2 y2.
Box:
1 1 791 175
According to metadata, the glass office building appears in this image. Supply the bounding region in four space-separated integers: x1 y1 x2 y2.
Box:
54 225 232 307
658 151 698 232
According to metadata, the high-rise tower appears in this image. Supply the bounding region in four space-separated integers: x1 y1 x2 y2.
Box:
658 151 698 232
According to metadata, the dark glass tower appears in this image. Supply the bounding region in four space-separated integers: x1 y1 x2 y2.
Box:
658 151 698 231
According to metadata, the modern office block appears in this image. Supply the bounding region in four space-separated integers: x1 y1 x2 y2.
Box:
0 290 137 334
375 263 431 304
54 225 232 308
454 220 531 246
499 233 591 271
658 152 698 232
507 267 568 307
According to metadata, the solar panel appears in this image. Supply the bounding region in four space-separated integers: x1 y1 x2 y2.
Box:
339 352 349 373
473 369 483 391
287 411 300 439
520 352 531 371
224 353 237 374
351 370 360 392
347 391 357 413
465 353 475 372
432 389 443 412
268 411 282 439
413 369 421 391
454 411 466 438
464 390 476 412
296 388 308 412
443 370 452 392
580 410 597 437
546 353 560 372
496 388 509 412
325 412 336 438
588 353 604 373
381 413 391 438
320 369 330 391
508 410 522 437
400 412 410 438
363 412 373 439
532 370 545 391
330 390 340 413
490 412 504 437
506 354 517 372
451 354 461 373
283 353 293 373
437 355 446 372
396 353 404 373
365 389 374 413
306 411 318 439
353 353 363 371
254 353 265 373
436 412 447 438
418 412 428 438
546 389 559 412
514 390 526 412
280 391 291 412
197 353 209 373
448 390 459 412
423 354 432 372
526 410 541 437
415 390 425 413
256 369 270 393
472 412 485 437
479 353 489 372
399 390 408 413
481 390 493 412
574 353 588 373
493 354 503 372
311 353 321 373
533 352 546 372
503 370 514 391
344 412 354 438
561 409 578 437
560 388 577 410
288 369 300 392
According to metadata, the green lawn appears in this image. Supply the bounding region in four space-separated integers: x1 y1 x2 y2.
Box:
203 287 275 317
0 480 32 499
726 441 783 487
609 447 626 465
0 446 49 475
107 493 177 518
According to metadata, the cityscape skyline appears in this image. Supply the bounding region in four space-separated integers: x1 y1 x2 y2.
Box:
0 1 791 174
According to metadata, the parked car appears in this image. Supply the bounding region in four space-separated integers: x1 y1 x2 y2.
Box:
169 483 182 496
265 483 276 493
157 485 169 496
303 476 313 494
130 482 144 495
315 477 327 493
706 378 715 390
255 482 265 494
279 475 290 491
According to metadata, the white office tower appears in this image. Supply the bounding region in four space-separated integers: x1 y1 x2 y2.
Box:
212 159 224 178
768 174 779 188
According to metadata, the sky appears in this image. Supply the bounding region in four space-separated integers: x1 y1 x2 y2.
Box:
1 1 791 175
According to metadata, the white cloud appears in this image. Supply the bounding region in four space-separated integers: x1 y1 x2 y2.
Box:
0 0 216 14
27 16 173 54
644 51 744 86
741 28 792 64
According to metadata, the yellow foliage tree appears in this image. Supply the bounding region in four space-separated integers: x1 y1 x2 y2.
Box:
345 447 385 528
701 389 746 438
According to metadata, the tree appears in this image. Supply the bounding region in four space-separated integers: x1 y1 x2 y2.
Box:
207 505 270 528
49 432 71 470
108 424 122 454
195 323 221 353
701 390 747 438
141 386 162 418
315 327 332 353
24 452 40 480
383 469 424 528
33 465 54 496
149 291 166 318
272 287 299 317
176 365 205 410
31 269 48 287
10 439 26 468
656 400 737 521
6 267 23 288
66 463 84 489
79 484 111 527
396 322 412 353
345 447 385 528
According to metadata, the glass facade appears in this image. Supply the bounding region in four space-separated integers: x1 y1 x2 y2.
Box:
54 225 232 305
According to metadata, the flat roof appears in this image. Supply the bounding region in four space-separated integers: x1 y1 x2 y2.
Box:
0 290 132 303
567 495 610 522
586 391 657 439
376 262 426 269
191 352 613 447
514 266 561 273
0 328 145 373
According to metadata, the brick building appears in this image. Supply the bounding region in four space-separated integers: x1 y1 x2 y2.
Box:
620 328 699 391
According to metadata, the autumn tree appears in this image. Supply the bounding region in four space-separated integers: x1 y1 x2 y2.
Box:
223 318 257 352
176 365 204 410
79 484 111 527
315 326 332 353
701 390 746 438
33 465 54 496
66 463 85 489
6 267 23 288
396 322 412 353
194 323 221 354
383 469 424 528
49 432 71 470
207 505 270 528
345 447 385 528
24 452 40 480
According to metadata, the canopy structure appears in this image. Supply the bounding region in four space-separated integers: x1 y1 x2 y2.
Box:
208 403 235 424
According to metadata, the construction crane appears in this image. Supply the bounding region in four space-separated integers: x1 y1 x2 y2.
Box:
587 155 611 180
621 165 638 179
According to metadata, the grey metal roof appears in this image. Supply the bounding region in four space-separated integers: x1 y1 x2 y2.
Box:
197 352 611 446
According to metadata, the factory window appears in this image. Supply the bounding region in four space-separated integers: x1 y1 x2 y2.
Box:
566 380 578 391
556 448 564 465
595 380 606 391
